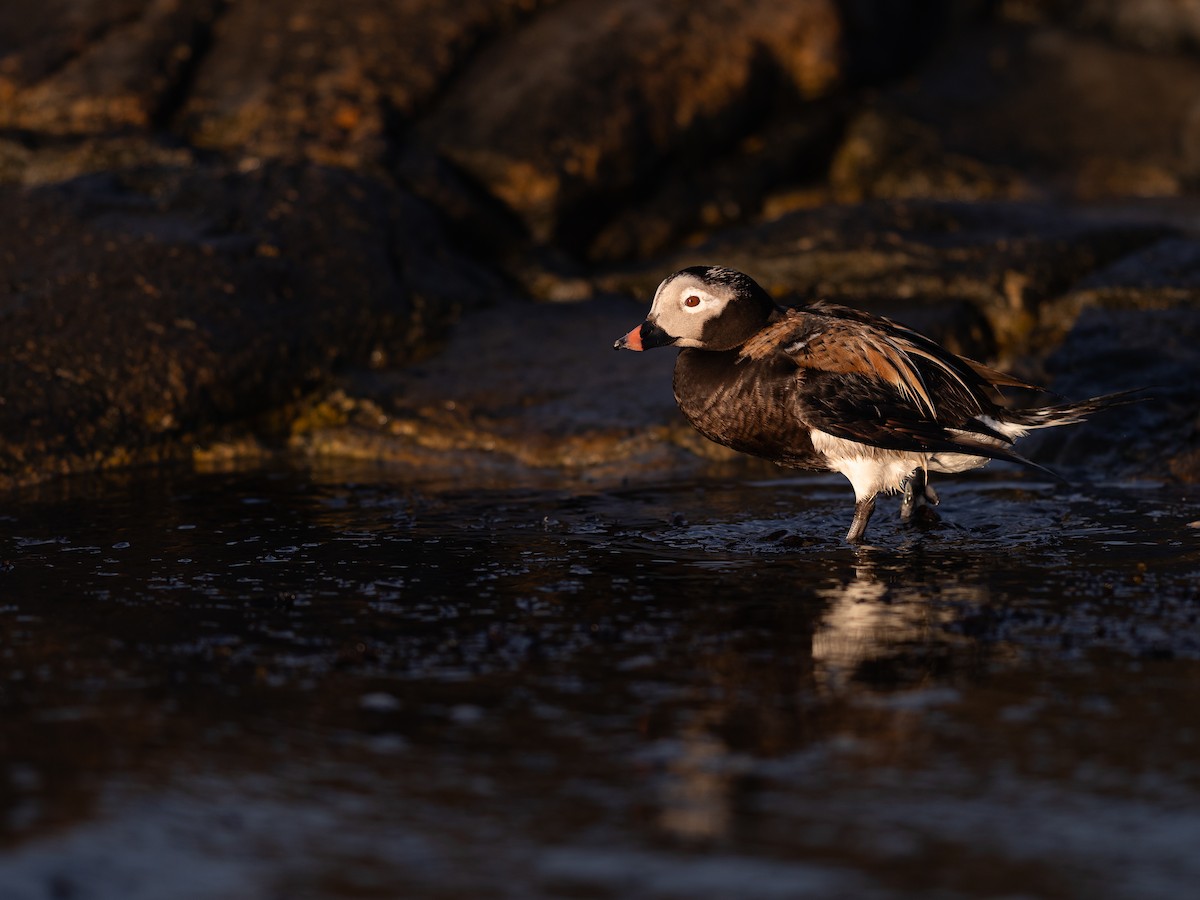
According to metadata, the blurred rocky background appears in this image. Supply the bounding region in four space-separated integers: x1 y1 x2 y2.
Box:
2 0 1199 490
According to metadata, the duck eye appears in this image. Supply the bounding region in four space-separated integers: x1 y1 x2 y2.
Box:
683 295 701 308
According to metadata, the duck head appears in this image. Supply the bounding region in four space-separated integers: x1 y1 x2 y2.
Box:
613 266 778 353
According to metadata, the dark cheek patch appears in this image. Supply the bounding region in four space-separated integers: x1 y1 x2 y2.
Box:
700 305 747 349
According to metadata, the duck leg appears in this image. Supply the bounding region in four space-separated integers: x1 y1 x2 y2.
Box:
845 497 876 543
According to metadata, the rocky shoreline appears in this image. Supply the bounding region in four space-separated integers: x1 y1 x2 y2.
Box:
2 2 1199 491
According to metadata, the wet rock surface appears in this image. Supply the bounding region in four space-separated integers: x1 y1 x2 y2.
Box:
0 163 499 490
287 296 704 483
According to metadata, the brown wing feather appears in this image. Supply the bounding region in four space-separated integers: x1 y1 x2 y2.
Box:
739 303 1044 426
961 357 1043 391
810 303 1043 394
742 308 944 416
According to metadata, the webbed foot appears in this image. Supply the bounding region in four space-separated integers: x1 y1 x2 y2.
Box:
900 468 939 522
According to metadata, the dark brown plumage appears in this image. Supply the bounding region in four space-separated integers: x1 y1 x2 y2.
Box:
614 265 1131 543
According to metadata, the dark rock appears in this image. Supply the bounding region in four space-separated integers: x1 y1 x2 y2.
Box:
0 163 500 490
0 136 195 187
877 23 1200 197
392 143 536 273
1020 236 1200 478
0 0 223 133
178 0 534 170
420 0 847 252
828 106 1033 204
583 104 845 264
1070 236 1200 296
1024 305 1200 479
1005 1 1200 55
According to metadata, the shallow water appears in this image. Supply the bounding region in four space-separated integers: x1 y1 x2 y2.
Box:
1 462 1198 899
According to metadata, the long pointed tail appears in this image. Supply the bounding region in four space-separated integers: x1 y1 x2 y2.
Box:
1006 389 1146 430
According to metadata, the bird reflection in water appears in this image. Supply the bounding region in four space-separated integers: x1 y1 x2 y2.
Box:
812 557 987 693
656 722 735 841
813 560 900 693
651 556 991 842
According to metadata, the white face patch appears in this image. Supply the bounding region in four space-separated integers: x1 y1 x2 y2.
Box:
647 274 733 348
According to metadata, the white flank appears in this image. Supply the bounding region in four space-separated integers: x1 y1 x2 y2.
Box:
810 430 928 501
925 451 993 475
927 416 1029 474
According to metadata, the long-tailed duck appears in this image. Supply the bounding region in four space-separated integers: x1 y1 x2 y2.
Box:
614 265 1128 543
